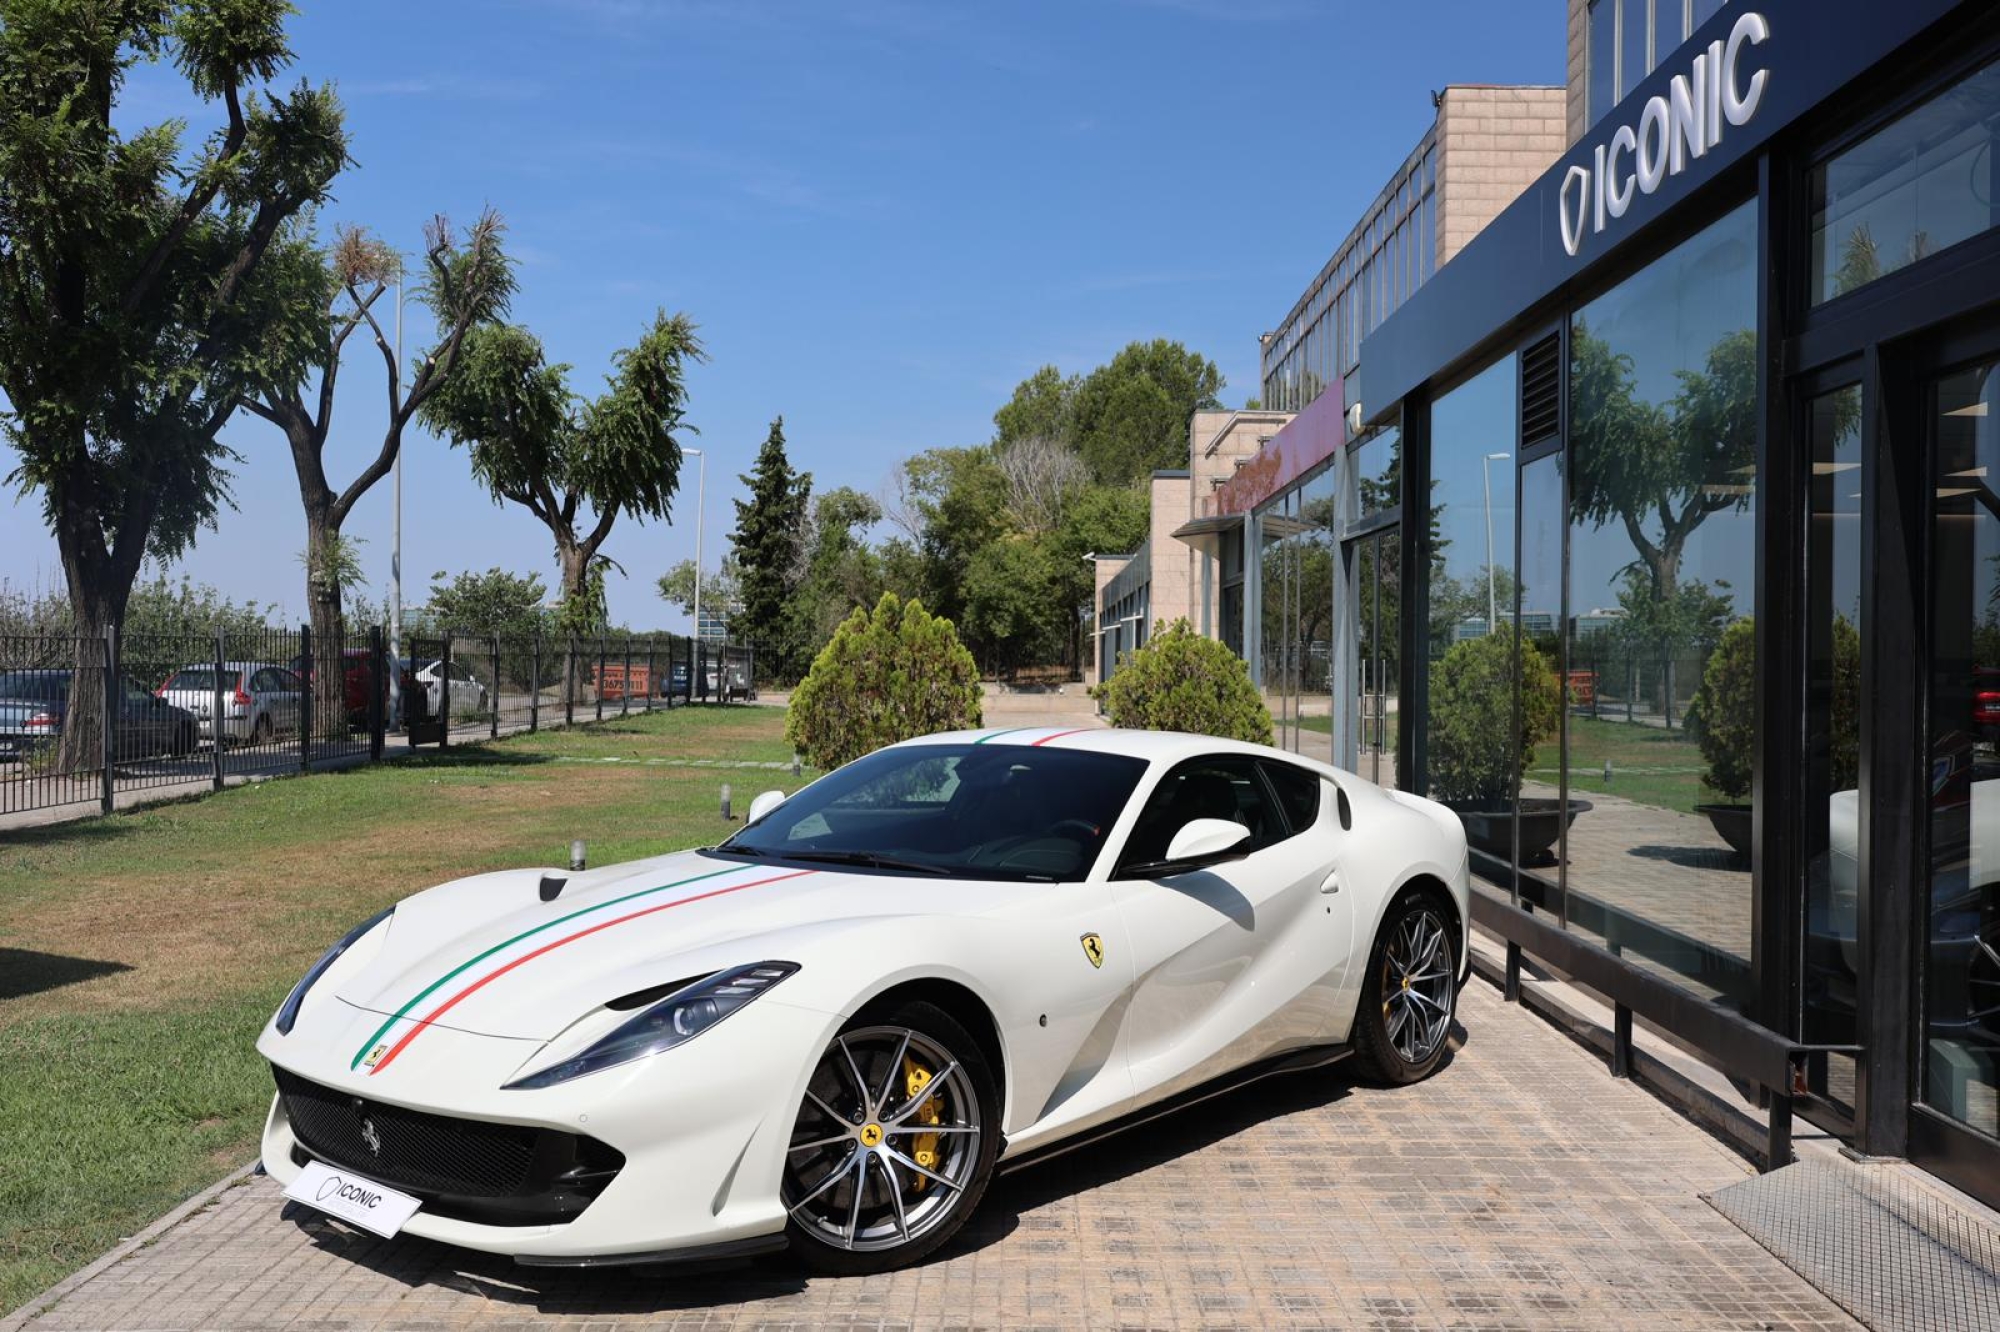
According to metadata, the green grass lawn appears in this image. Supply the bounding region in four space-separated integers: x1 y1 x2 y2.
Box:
1538 714 1716 816
0 703 812 1316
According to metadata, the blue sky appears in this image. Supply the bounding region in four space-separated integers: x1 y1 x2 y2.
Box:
1 0 1562 631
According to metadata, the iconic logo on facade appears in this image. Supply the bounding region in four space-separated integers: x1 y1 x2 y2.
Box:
1080 933 1105 969
360 1116 383 1157
1560 10 1770 258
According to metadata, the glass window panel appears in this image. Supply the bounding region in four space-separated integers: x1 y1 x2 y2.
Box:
1692 0 1728 32
1804 383 1862 1116
1422 358 1520 850
1620 0 1647 99
1924 360 2000 1140
1565 199 1759 1008
1354 426 1402 518
1300 464 1338 765
1810 56 2000 306
1654 0 1686 73
1516 452 1566 902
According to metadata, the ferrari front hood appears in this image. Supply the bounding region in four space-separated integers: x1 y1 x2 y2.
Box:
332 849 994 1043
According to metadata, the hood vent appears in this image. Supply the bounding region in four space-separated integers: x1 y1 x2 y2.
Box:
538 874 566 903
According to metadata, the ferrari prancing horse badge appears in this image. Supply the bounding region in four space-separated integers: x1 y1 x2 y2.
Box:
1080 933 1105 969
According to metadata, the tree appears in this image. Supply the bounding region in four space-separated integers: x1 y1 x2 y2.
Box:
962 540 1062 678
993 365 1076 450
1069 340 1223 484
0 0 348 769
1092 619 1272 743
417 311 705 623
785 593 982 770
1426 633 1562 806
656 554 740 619
730 417 811 667
993 435 1090 536
1688 616 1756 801
786 488 886 658
426 567 548 641
246 213 513 736
898 445 1010 627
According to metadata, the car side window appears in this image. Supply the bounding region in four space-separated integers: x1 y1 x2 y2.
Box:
1260 760 1323 835
278 670 303 691
1118 755 1282 872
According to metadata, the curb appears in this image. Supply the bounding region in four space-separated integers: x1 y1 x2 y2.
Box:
0 1162 261 1332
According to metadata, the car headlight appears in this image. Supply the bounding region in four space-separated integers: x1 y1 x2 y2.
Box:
275 908 394 1035
503 961 798 1090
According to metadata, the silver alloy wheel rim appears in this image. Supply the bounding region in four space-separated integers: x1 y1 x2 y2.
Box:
1382 906 1453 1064
783 1024 982 1253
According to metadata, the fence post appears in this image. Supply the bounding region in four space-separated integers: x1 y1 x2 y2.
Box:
490 635 501 740
100 624 117 814
564 635 575 728
368 625 385 761
298 624 312 774
213 624 227 788
644 639 656 713
595 637 606 722
621 639 632 717
440 633 452 750
530 633 541 733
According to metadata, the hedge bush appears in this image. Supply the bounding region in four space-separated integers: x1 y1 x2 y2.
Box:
785 593 982 770
1427 632 1561 804
1090 618 1272 744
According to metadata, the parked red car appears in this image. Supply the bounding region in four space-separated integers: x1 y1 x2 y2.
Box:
287 650 421 726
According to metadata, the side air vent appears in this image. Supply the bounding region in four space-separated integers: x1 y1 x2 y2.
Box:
1520 333 1562 446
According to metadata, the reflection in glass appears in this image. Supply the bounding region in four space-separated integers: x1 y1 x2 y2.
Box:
1355 428 1403 517
1926 360 2000 1140
1353 531 1401 790
1299 467 1338 764
1588 0 1617 127
1811 56 2000 306
1517 453 1568 906
1805 385 1863 1116
1259 502 1291 741
1423 358 1521 882
1565 200 1758 1006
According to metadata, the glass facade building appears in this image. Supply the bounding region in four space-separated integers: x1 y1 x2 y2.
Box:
1326 0 2000 1206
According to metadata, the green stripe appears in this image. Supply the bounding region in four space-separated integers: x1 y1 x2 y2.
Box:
347 863 743 1069
973 727 1037 745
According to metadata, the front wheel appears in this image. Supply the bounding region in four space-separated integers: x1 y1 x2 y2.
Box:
783 1001 999 1275
1352 892 1458 1085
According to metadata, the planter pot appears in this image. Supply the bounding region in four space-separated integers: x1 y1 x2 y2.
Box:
1444 798 1594 867
1697 803 1754 860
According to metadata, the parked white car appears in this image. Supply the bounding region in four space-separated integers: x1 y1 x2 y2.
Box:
259 727 1470 1275
158 662 302 746
412 657 488 718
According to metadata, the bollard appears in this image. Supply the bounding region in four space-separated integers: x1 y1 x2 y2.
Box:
570 839 587 871
720 783 733 821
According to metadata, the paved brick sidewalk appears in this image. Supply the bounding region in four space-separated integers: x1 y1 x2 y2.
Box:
7 981 1857 1331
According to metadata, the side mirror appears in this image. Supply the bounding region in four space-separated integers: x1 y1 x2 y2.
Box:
745 789 788 826
1164 818 1251 864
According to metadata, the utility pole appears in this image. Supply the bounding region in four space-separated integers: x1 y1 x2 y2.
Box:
389 273 405 725
685 447 706 645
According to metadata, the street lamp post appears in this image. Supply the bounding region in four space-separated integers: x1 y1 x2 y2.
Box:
684 447 706 643
389 274 405 724
1482 451 1511 636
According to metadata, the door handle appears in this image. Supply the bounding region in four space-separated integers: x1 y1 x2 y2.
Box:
1318 870 1340 895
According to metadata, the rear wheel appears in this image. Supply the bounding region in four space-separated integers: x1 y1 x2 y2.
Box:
251 713 274 747
783 1001 999 1275
1352 892 1458 1085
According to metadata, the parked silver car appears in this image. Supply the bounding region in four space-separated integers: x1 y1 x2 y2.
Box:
157 661 303 746
412 656 489 717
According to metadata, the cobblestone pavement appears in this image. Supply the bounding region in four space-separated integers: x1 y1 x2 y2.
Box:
7 981 1857 1332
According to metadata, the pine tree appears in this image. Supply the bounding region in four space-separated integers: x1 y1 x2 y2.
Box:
730 417 812 669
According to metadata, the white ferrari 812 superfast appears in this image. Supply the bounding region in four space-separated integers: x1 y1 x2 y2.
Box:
259 726 1470 1274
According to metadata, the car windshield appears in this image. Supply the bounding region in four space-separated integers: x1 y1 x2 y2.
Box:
712 742 1147 882
0 671 67 701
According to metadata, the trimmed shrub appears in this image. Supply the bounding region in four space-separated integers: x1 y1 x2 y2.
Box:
785 593 982 770
1689 617 1756 800
1427 632 1561 804
1090 619 1272 744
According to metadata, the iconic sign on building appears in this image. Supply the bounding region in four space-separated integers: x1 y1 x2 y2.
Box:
1560 10 1770 258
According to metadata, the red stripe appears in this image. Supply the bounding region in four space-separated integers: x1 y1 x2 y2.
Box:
1031 728 1090 747
367 869 815 1076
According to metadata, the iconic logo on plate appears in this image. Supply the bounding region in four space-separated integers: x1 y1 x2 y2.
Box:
859 1122 884 1148
1080 933 1105 969
360 1117 383 1157
362 1044 388 1069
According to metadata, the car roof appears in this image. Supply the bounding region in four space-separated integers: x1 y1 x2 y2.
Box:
167 661 285 673
890 725 1339 774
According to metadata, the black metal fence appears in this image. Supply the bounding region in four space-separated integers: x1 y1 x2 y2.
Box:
0 627 758 820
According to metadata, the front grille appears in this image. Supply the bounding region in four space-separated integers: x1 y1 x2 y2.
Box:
272 1066 622 1222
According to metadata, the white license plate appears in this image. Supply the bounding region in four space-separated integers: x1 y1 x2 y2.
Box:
282 1159 421 1238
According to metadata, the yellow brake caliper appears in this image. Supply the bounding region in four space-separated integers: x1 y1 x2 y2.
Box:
902 1057 942 1190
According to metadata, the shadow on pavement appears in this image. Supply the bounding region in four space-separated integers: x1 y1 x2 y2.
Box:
280 1021 1469 1312
0 947 133 1001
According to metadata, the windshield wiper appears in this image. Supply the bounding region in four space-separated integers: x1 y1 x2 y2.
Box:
772 849 953 876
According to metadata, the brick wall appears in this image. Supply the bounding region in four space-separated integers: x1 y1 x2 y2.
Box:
1567 0 1589 146
1435 85 1569 265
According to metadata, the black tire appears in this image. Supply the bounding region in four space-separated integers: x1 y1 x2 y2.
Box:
171 721 195 757
1352 890 1459 1086
783 999 1001 1276
251 713 274 747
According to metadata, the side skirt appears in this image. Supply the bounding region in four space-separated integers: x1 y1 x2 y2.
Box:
997 1042 1354 1178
